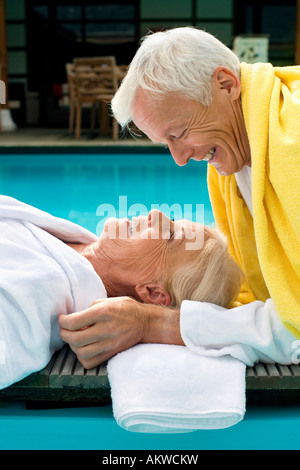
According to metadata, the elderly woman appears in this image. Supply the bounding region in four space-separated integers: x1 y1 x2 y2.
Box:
0 195 241 389
61 27 300 368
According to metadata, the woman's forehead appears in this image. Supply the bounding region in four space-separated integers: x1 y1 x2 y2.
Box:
174 219 205 232
172 219 212 251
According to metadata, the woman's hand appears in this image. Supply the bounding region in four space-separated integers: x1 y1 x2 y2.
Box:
59 297 183 369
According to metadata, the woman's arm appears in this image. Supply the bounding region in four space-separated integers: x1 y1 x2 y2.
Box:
59 297 183 369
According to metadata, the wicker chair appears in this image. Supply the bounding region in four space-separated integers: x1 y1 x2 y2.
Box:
71 56 119 139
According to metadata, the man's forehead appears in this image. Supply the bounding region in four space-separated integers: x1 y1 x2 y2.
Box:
131 90 155 128
132 91 184 140
134 89 181 119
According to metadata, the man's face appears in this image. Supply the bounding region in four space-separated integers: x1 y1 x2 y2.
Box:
132 86 251 176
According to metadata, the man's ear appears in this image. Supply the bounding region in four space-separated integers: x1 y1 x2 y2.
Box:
213 66 241 100
135 283 171 306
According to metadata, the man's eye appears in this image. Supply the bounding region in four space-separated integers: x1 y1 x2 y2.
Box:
170 130 185 140
178 129 187 139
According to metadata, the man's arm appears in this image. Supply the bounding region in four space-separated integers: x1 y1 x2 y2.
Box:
59 296 183 369
180 298 297 366
59 295 297 370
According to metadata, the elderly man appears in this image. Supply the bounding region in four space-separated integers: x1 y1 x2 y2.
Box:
60 27 300 368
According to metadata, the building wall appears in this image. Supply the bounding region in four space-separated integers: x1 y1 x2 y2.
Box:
140 0 233 44
4 0 297 127
5 0 234 94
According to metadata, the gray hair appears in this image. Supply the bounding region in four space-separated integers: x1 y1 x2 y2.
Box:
164 228 244 309
111 27 241 129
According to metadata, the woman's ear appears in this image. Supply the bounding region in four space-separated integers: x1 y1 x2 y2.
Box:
213 66 241 100
135 283 171 306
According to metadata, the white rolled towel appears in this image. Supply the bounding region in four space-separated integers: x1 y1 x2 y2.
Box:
108 343 246 433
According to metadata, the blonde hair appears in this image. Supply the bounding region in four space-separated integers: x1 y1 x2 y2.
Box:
111 26 240 129
164 229 244 309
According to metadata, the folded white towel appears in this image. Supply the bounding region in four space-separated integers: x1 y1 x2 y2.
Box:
108 343 246 433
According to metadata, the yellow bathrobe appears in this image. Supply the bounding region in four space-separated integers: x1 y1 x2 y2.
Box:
207 62 300 338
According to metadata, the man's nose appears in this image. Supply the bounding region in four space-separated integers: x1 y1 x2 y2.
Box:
168 141 191 166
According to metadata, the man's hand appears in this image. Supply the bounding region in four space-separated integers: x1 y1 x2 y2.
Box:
59 297 183 369
59 296 147 369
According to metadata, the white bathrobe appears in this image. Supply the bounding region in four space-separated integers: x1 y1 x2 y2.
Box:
0 196 107 390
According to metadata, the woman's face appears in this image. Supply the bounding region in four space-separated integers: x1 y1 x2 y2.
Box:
100 209 211 284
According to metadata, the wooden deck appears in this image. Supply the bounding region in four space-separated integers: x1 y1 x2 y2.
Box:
0 127 156 149
1 345 300 407
0 346 111 406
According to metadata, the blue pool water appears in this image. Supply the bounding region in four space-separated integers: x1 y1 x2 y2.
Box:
0 152 214 235
1 151 300 450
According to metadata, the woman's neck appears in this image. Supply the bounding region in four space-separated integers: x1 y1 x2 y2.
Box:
66 241 136 298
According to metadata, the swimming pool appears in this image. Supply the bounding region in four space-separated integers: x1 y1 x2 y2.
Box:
0 151 214 234
1 149 300 450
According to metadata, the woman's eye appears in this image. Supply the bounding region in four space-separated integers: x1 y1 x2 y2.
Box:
168 219 175 240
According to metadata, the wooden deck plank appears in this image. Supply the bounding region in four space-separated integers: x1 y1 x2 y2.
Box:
1 346 300 404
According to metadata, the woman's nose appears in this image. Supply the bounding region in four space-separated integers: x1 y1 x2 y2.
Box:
148 209 162 225
148 209 167 230
149 210 172 235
